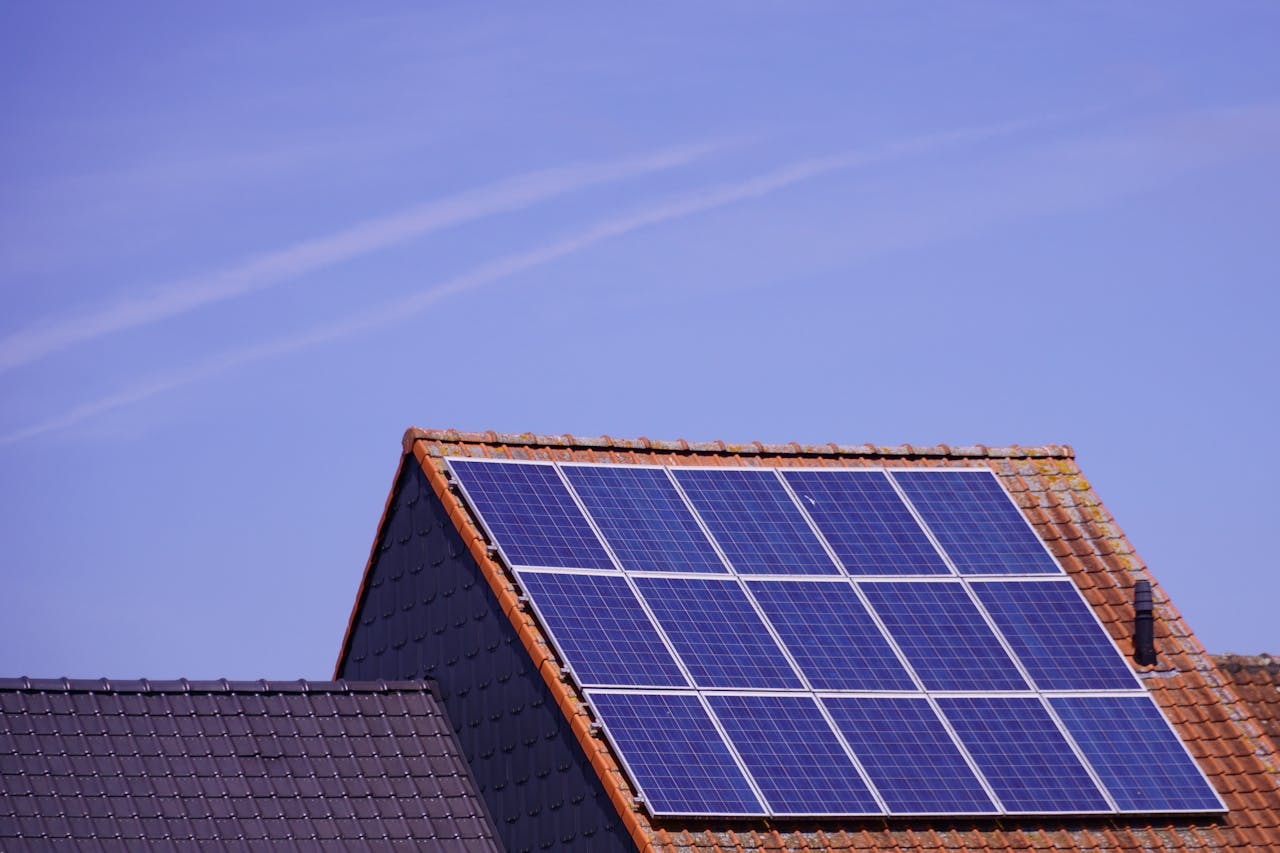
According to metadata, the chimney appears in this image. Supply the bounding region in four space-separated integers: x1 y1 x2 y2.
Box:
1133 580 1157 666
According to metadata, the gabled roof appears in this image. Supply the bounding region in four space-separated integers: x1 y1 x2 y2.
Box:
1213 654 1280 758
338 427 1280 853
0 678 501 851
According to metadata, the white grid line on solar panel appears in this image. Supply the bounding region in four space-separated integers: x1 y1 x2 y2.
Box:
819 695 1002 816
1048 695 1227 813
743 578 918 692
967 577 1143 691
513 569 689 689
888 468 1064 575
584 689 769 817
780 469 953 576
445 458 618 570
558 462 732 574
631 575 808 690
935 695 1115 815
668 466 842 575
770 469 863 577
704 693 886 816
857 579 1031 692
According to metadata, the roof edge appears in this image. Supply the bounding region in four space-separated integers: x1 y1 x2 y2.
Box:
402 427 1075 459
0 677 440 694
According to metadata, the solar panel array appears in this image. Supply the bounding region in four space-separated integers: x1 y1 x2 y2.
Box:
447 459 1225 819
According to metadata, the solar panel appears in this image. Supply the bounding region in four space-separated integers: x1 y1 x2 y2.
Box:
781 469 949 575
560 464 727 573
632 576 803 689
586 691 763 816
447 459 614 569
746 580 915 690
891 469 1061 575
973 580 1139 690
445 458 1220 820
937 696 1111 814
823 696 997 815
1051 696 1224 813
861 581 1028 691
516 571 687 688
707 694 880 815
671 468 839 575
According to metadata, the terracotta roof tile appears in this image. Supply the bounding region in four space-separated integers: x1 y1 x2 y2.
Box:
376 428 1280 853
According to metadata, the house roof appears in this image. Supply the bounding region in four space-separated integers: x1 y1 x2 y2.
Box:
338 427 1280 853
0 677 501 852
1213 654 1280 757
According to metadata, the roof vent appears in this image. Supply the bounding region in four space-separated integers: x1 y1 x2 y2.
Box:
1133 580 1157 666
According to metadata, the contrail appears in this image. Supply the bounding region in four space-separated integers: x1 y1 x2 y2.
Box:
1 115 1055 445
0 141 730 374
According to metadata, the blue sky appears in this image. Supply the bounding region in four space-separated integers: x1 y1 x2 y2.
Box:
2 4 1277 678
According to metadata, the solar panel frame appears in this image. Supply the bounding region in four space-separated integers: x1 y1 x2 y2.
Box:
514 568 691 689
670 466 843 576
889 468 1064 576
560 461 731 574
445 458 618 570
1050 694 1228 814
971 577 1144 691
584 689 767 818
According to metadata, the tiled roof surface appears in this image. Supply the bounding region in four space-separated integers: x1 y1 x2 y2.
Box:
0 678 501 852
1213 654 1280 757
374 427 1280 853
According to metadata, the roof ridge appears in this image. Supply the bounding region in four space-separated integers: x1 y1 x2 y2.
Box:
402 427 1075 459
0 677 437 694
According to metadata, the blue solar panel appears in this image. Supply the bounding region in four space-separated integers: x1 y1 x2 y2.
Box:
938 696 1110 814
632 576 803 689
746 580 915 690
671 468 839 575
861 581 1028 691
707 695 880 815
781 470 949 575
823 697 997 815
448 459 615 569
561 465 727 573
891 470 1061 575
1051 696 1224 812
587 692 763 816
974 580 1139 690
517 572 687 688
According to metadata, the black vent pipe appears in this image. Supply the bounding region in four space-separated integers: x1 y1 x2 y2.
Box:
1133 580 1157 666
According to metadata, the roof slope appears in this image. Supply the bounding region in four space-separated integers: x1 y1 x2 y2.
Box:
0 678 501 852
341 428 1280 853
1213 654 1280 758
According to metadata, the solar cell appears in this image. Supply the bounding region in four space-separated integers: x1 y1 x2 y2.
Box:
861 582 1028 691
671 468 838 575
561 465 726 573
891 470 1061 575
823 697 997 815
782 469 949 575
707 694 880 815
448 459 614 569
746 580 915 690
517 572 687 688
632 576 803 689
938 696 1110 814
587 691 764 816
1051 696 1225 812
974 580 1139 690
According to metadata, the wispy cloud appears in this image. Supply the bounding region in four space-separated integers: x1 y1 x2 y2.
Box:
0 141 728 375
0 115 1055 445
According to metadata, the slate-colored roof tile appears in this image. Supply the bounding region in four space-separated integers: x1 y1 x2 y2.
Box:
357 427 1280 853
0 678 502 851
